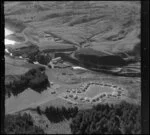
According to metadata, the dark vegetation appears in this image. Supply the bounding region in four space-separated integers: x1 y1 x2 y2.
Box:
28 52 51 65
5 113 45 134
36 53 51 65
12 44 39 58
5 66 50 97
70 101 141 134
76 54 126 67
36 106 79 123
11 44 52 65
75 48 126 67
28 51 52 65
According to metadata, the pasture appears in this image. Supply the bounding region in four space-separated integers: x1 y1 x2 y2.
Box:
5 88 57 114
85 84 113 98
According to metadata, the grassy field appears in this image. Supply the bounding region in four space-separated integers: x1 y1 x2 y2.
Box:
85 85 113 98
5 63 29 75
5 88 57 114
20 109 72 134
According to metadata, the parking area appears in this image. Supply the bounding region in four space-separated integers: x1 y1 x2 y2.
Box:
59 81 126 105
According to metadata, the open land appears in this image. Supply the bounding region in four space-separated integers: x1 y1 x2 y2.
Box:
4 1 141 134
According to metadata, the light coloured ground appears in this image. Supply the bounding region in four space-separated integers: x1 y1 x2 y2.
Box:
5 63 29 75
5 88 57 114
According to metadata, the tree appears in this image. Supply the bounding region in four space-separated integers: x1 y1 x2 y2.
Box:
37 106 42 115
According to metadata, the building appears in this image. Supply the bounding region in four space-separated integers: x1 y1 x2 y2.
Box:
72 66 87 70
33 61 39 64
51 57 62 64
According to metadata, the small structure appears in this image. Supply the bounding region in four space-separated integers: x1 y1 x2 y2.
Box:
96 98 99 101
50 82 54 85
74 95 78 100
84 97 88 100
112 85 117 88
112 91 117 96
69 94 73 98
72 66 87 70
92 99 96 102
5 48 10 53
33 61 39 64
118 87 122 91
51 91 56 94
86 99 90 102
54 37 60 41
66 89 70 92
51 57 62 64
72 90 76 93
19 56 23 59
80 97 84 100
48 61 54 68
64 95 68 98
77 91 81 93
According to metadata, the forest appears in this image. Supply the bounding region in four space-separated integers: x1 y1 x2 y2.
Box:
70 101 141 134
37 105 79 123
5 113 45 134
5 66 50 97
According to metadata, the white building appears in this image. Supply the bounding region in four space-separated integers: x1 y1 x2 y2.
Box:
33 61 39 64
5 48 10 53
19 56 23 59
72 66 87 70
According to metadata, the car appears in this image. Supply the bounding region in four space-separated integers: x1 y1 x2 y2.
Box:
92 99 96 102
66 90 70 92
72 90 76 93
68 102 72 104
86 99 90 102
51 91 56 94
96 98 99 101
64 95 68 98
74 97 78 100
80 97 84 100
106 84 111 86
112 85 117 88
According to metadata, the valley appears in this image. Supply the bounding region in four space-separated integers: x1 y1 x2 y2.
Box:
4 1 141 134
